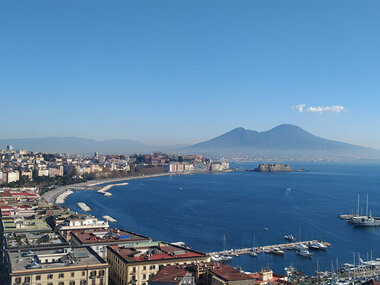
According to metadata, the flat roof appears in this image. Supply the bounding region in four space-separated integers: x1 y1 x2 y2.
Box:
2 218 52 233
5 232 68 249
108 242 207 264
8 247 106 273
71 228 151 245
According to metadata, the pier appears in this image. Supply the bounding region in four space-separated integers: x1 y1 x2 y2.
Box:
208 240 331 256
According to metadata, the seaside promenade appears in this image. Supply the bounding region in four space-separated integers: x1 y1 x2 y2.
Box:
41 173 173 204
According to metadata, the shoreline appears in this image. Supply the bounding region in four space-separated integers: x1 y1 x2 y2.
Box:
41 172 186 204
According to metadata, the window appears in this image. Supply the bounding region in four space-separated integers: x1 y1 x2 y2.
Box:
48 274 54 279
59 273 65 278
91 280 95 285
48 283 53 285
143 274 146 279
15 277 21 283
99 279 103 285
132 267 136 273
99 270 105 277
36 275 41 281
82 271 86 277
70 282 75 285
25 277 31 283
143 266 146 270
149 265 155 270
80 281 87 285
58 282 64 285
71 272 75 277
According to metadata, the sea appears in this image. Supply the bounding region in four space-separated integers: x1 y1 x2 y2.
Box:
64 162 380 275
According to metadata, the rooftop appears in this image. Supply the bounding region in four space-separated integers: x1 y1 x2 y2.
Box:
2 217 52 233
108 242 207 263
8 247 106 273
211 263 254 281
71 228 151 245
149 265 193 284
5 232 68 249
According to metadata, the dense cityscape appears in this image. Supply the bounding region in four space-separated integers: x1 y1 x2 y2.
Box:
2 0 380 284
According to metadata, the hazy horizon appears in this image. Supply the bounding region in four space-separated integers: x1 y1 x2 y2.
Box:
2 1 380 148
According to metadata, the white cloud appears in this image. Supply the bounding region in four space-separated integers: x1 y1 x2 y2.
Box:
294 104 345 114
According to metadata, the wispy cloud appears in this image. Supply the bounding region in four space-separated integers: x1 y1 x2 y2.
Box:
294 104 345 114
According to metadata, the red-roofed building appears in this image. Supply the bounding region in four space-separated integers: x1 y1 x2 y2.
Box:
70 228 152 259
209 263 254 285
148 265 195 285
107 242 210 285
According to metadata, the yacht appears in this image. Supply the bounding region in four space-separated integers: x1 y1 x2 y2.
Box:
296 249 312 258
249 251 258 257
293 243 308 251
309 242 328 250
284 234 295 242
271 248 285 256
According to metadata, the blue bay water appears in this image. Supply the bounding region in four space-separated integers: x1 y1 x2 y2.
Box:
64 162 380 275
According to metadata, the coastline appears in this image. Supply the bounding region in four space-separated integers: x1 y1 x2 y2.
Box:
42 172 181 204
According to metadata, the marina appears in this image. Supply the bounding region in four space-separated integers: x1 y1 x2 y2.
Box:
208 239 331 257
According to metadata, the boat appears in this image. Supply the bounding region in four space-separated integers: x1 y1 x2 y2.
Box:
296 249 312 258
309 242 328 250
286 187 292 191
219 254 233 262
271 248 285 256
284 234 295 242
211 255 222 262
178 187 182 191
350 194 380 227
264 228 269 231
249 251 258 257
293 243 308 251
104 192 112 197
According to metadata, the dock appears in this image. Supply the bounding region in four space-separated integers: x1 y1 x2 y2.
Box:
208 240 331 256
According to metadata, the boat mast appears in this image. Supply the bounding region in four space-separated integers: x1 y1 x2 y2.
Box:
357 194 360 217
366 194 369 217
223 234 227 252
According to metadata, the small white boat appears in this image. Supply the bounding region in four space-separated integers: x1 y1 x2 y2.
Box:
271 248 285 256
219 254 233 262
309 242 327 250
293 243 308 251
284 234 295 241
249 251 258 257
296 249 312 258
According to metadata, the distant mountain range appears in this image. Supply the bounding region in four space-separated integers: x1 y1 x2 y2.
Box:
185 124 380 160
1 124 379 160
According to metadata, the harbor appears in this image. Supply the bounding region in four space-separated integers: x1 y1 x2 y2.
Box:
208 240 331 258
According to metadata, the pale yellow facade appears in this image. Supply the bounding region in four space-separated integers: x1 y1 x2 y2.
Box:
107 247 210 285
11 265 108 285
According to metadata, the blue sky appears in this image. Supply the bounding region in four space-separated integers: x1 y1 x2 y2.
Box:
1 0 380 148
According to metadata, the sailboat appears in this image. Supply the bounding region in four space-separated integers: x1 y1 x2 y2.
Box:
250 234 258 257
219 234 232 262
351 194 380 227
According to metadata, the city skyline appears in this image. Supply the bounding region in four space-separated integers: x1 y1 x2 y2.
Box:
1 1 380 148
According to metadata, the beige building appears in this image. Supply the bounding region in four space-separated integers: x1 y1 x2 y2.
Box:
107 242 210 285
7 247 109 285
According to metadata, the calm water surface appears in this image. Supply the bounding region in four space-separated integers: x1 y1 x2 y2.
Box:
64 162 380 275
